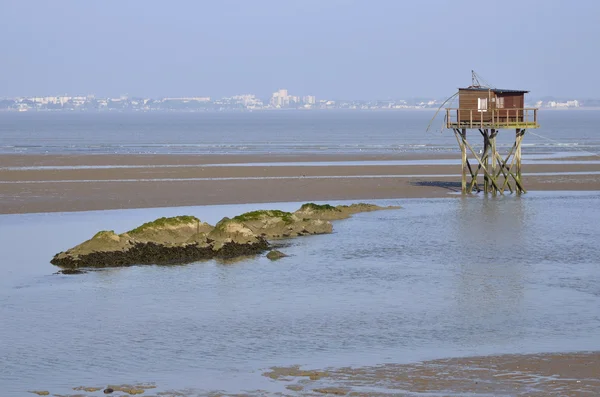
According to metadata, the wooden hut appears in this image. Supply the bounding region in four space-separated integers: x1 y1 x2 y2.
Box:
445 74 540 194
447 87 537 129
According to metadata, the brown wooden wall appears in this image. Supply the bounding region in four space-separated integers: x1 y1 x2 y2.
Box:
496 93 524 120
458 89 493 109
458 89 494 122
496 93 524 108
458 90 525 123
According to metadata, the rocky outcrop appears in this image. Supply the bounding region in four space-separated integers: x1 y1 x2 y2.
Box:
51 216 267 269
266 250 288 260
51 203 400 269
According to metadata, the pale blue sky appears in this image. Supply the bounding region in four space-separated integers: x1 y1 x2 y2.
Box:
1 0 597 99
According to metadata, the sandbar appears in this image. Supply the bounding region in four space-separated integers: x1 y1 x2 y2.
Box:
1 153 599 214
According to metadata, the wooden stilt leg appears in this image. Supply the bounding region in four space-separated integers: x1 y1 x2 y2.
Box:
483 130 490 193
454 129 469 194
490 129 497 194
515 129 524 193
461 128 467 193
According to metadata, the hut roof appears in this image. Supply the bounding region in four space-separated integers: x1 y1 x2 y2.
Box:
459 87 529 94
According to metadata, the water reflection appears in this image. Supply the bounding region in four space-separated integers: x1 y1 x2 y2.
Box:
454 195 526 346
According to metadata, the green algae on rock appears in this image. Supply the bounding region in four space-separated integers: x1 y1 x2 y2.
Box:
127 216 214 244
233 209 294 224
128 216 200 234
233 209 332 239
294 203 342 220
295 202 400 221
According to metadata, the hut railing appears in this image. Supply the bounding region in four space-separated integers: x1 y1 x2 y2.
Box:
445 108 538 129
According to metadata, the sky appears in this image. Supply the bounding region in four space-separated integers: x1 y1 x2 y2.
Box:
1 0 598 99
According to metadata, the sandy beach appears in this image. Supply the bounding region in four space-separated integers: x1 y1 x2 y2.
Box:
1 153 599 214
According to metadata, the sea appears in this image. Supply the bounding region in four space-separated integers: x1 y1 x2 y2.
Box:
1 110 600 156
0 110 599 396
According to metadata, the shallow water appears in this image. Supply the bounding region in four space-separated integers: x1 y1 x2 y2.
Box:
1 192 600 395
1 151 598 172
2 171 600 186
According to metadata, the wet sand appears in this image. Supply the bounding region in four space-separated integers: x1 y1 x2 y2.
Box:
263 351 600 396
1 153 600 214
27 352 600 396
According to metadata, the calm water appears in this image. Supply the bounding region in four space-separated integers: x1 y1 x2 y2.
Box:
1 193 599 395
1 110 600 155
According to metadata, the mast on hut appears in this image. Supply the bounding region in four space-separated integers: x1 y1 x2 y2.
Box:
445 71 539 194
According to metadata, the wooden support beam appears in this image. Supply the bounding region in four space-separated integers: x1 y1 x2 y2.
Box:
493 151 513 194
465 158 478 190
468 159 483 193
515 129 524 193
461 129 467 193
490 129 497 195
482 130 490 193
459 133 503 194
469 142 485 192
468 133 488 193
500 156 526 193
453 129 467 194
499 141 518 192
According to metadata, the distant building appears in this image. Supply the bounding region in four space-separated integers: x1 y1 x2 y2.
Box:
303 95 316 105
270 89 290 107
71 97 87 106
566 100 580 107
162 97 211 102
231 94 263 108
546 100 580 108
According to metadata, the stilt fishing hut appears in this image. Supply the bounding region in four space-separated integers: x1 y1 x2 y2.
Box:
445 72 539 194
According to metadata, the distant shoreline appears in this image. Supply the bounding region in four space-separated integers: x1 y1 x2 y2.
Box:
2 107 600 114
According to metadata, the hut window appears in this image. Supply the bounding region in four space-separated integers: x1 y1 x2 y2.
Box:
497 97 505 108
478 98 488 112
